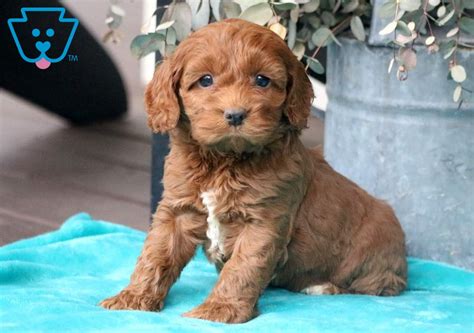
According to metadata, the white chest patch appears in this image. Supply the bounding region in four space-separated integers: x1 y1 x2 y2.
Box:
201 190 225 260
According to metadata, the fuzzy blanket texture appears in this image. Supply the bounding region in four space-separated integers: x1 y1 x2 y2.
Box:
0 213 473 332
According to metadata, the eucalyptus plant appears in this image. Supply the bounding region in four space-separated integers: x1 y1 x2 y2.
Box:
104 0 473 106
378 0 474 105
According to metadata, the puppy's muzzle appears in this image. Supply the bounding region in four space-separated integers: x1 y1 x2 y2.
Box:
224 108 247 127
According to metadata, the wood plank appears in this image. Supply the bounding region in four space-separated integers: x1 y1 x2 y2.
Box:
0 173 149 238
86 98 152 143
1 101 152 171
0 209 56 246
0 136 150 205
1 104 152 205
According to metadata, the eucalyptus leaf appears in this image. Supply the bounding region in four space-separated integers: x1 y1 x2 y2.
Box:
240 3 273 25
172 2 193 41
222 1 242 18
451 65 467 83
165 44 177 56
270 23 287 39
425 36 435 45
321 11 336 26
303 0 320 12
460 17 474 35
155 29 166 37
464 0 474 9
453 85 462 102
379 0 397 18
350 16 365 41
234 0 268 12
388 57 395 74
292 41 306 60
307 15 322 28
342 0 359 13
398 47 417 70
158 37 166 56
130 33 165 59
210 0 222 20
273 0 299 11
155 20 175 31
107 13 122 29
110 5 126 17
446 27 459 38
443 46 456 59
399 0 421 12
439 39 456 53
307 57 325 74
437 9 455 26
297 26 312 41
395 9 405 21
161 4 174 22
290 7 300 22
287 20 297 49
166 27 177 45
312 27 333 47
437 6 446 18
379 21 397 35
187 0 210 29
397 21 412 37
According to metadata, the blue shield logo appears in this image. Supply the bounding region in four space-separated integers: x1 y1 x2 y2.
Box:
8 7 79 70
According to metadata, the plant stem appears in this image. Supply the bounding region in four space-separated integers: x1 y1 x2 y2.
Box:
423 0 434 37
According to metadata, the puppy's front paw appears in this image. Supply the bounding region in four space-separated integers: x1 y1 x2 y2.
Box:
100 289 163 312
183 301 254 323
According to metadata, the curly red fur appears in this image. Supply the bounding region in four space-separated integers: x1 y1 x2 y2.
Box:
101 19 407 323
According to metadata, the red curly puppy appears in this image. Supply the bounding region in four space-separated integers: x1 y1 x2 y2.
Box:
101 19 407 323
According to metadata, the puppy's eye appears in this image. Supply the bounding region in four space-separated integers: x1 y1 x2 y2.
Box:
198 75 213 88
255 75 270 88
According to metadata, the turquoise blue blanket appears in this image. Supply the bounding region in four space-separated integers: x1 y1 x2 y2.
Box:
1 213 473 332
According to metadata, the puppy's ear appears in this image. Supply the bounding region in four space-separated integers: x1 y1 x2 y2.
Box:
285 60 314 130
145 58 181 133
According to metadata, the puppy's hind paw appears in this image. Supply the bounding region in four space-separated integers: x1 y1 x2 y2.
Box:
99 289 163 312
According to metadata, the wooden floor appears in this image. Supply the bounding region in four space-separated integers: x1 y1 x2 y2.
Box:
0 91 153 244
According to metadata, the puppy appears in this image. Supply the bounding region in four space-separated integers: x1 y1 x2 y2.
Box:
101 19 407 323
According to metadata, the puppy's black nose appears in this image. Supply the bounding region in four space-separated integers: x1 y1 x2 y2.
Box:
224 108 246 126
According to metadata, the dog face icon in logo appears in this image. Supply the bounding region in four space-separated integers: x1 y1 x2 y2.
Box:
8 7 79 70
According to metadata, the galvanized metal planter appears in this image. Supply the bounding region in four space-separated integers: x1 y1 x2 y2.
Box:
324 36 474 269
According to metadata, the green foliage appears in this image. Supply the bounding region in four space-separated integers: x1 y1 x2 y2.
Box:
305 55 325 74
240 2 273 25
103 2 126 44
350 16 365 41
128 0 371 73
130 33 165 59
378 0 474 106
107 0 473 106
